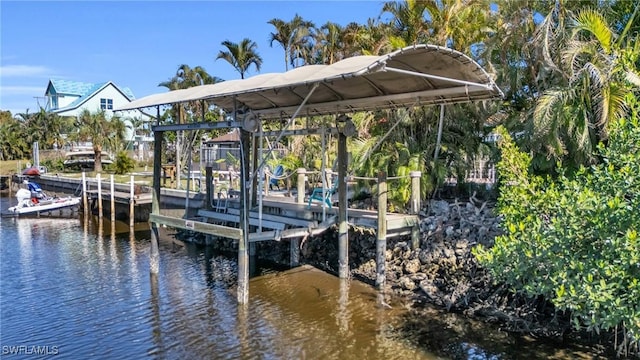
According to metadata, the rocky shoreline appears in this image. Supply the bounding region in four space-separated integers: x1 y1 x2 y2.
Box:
299 197 611 347
177 196 612 355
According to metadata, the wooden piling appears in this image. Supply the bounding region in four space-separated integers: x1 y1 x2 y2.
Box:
110 174 115 222
296 168 306 204
410 171 421 214
237 128 251 304
205 166 213 210
149 107 162 274
338 131 349 279
410 170 421 249
97 173 103 218
290 238 300 266
129 175 135 227
376 171 387 290
82 172 88 214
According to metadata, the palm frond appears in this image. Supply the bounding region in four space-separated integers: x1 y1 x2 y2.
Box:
572 9 613 54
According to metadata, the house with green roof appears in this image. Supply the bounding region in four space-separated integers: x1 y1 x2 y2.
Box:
45 79 152 147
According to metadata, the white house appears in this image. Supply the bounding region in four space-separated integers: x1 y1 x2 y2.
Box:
44 79 152 152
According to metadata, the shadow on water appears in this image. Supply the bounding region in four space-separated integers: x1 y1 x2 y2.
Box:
0 206 611 360
393 306 609 360
149 226 610 360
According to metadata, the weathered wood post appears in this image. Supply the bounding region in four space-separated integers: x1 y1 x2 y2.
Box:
129 175 135 228
376 171 387 290
82 172 88 215
238 127 251 304
110 174 115 223
205 166 213 210
296 168 306 204
290 238 300 267
337 128 349 279
97 173 103 218
410 171 421 249
264 171 270 196
149 106 162 274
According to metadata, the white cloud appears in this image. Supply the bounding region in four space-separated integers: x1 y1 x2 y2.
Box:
0 65 51 77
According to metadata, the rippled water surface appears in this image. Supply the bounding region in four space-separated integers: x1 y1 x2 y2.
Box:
0 197 606 359
0 213 439 359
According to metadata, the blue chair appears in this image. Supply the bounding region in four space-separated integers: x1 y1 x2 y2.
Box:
307 176 338 208
269 165 284 190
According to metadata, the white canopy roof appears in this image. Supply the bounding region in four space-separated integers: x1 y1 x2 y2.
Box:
116 44 502 120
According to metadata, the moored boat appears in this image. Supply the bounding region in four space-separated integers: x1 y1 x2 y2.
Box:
3 181 81 217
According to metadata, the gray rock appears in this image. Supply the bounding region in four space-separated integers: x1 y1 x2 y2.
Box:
404 258 421 274
399 276 417 290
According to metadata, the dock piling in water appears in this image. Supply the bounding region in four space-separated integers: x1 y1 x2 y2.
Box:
110 174 115 222
97 173 103 218
82 172 88 215
376 171 388 290
129 175 135 228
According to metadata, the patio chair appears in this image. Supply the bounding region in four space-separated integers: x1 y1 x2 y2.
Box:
307 172 338 208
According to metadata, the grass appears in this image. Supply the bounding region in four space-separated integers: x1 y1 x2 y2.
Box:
0 160 24 175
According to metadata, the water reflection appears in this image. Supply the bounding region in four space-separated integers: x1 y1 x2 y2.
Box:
0 209 606 360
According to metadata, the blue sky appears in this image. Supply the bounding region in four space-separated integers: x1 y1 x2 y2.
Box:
0 1 388 115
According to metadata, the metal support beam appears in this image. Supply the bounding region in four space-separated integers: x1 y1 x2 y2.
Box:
151 121 243 132
385 66 494 89
250 83 320 186
252 85 491 119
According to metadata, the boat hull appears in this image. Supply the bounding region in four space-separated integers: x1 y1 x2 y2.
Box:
4 197 81 217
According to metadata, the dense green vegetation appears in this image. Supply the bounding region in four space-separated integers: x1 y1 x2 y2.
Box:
474 96 639 354
2 1 639 353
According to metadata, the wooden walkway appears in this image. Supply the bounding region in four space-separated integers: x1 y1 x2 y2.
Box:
193 194 418 241
86 189 152 205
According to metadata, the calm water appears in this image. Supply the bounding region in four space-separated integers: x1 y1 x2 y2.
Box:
0 197 605 359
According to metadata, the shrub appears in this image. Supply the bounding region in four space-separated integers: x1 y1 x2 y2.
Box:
112 150 135 175
473 96 640 354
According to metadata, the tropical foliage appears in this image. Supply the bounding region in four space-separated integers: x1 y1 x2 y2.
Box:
112 150 136 175
474 98 640 353
0 108 74 161
532 6 640 170
216 38 263 79
3 0 640 353
68 109 129 172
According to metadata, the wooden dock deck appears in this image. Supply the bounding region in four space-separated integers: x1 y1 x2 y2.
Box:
192 194 418 241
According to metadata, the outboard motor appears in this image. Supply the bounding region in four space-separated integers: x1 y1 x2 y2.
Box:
15 188 32 202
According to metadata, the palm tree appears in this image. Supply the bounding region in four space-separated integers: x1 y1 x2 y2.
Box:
0 114 29 160
313 22 346 65
533 6 640 168
159 64 222 90
382 0 431 45
26 107 68 150
216 38 263 79
268 14 315 70
425 0 491 52
70 109 122 173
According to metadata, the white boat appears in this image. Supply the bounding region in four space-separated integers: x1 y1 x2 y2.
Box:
3 182 81 217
